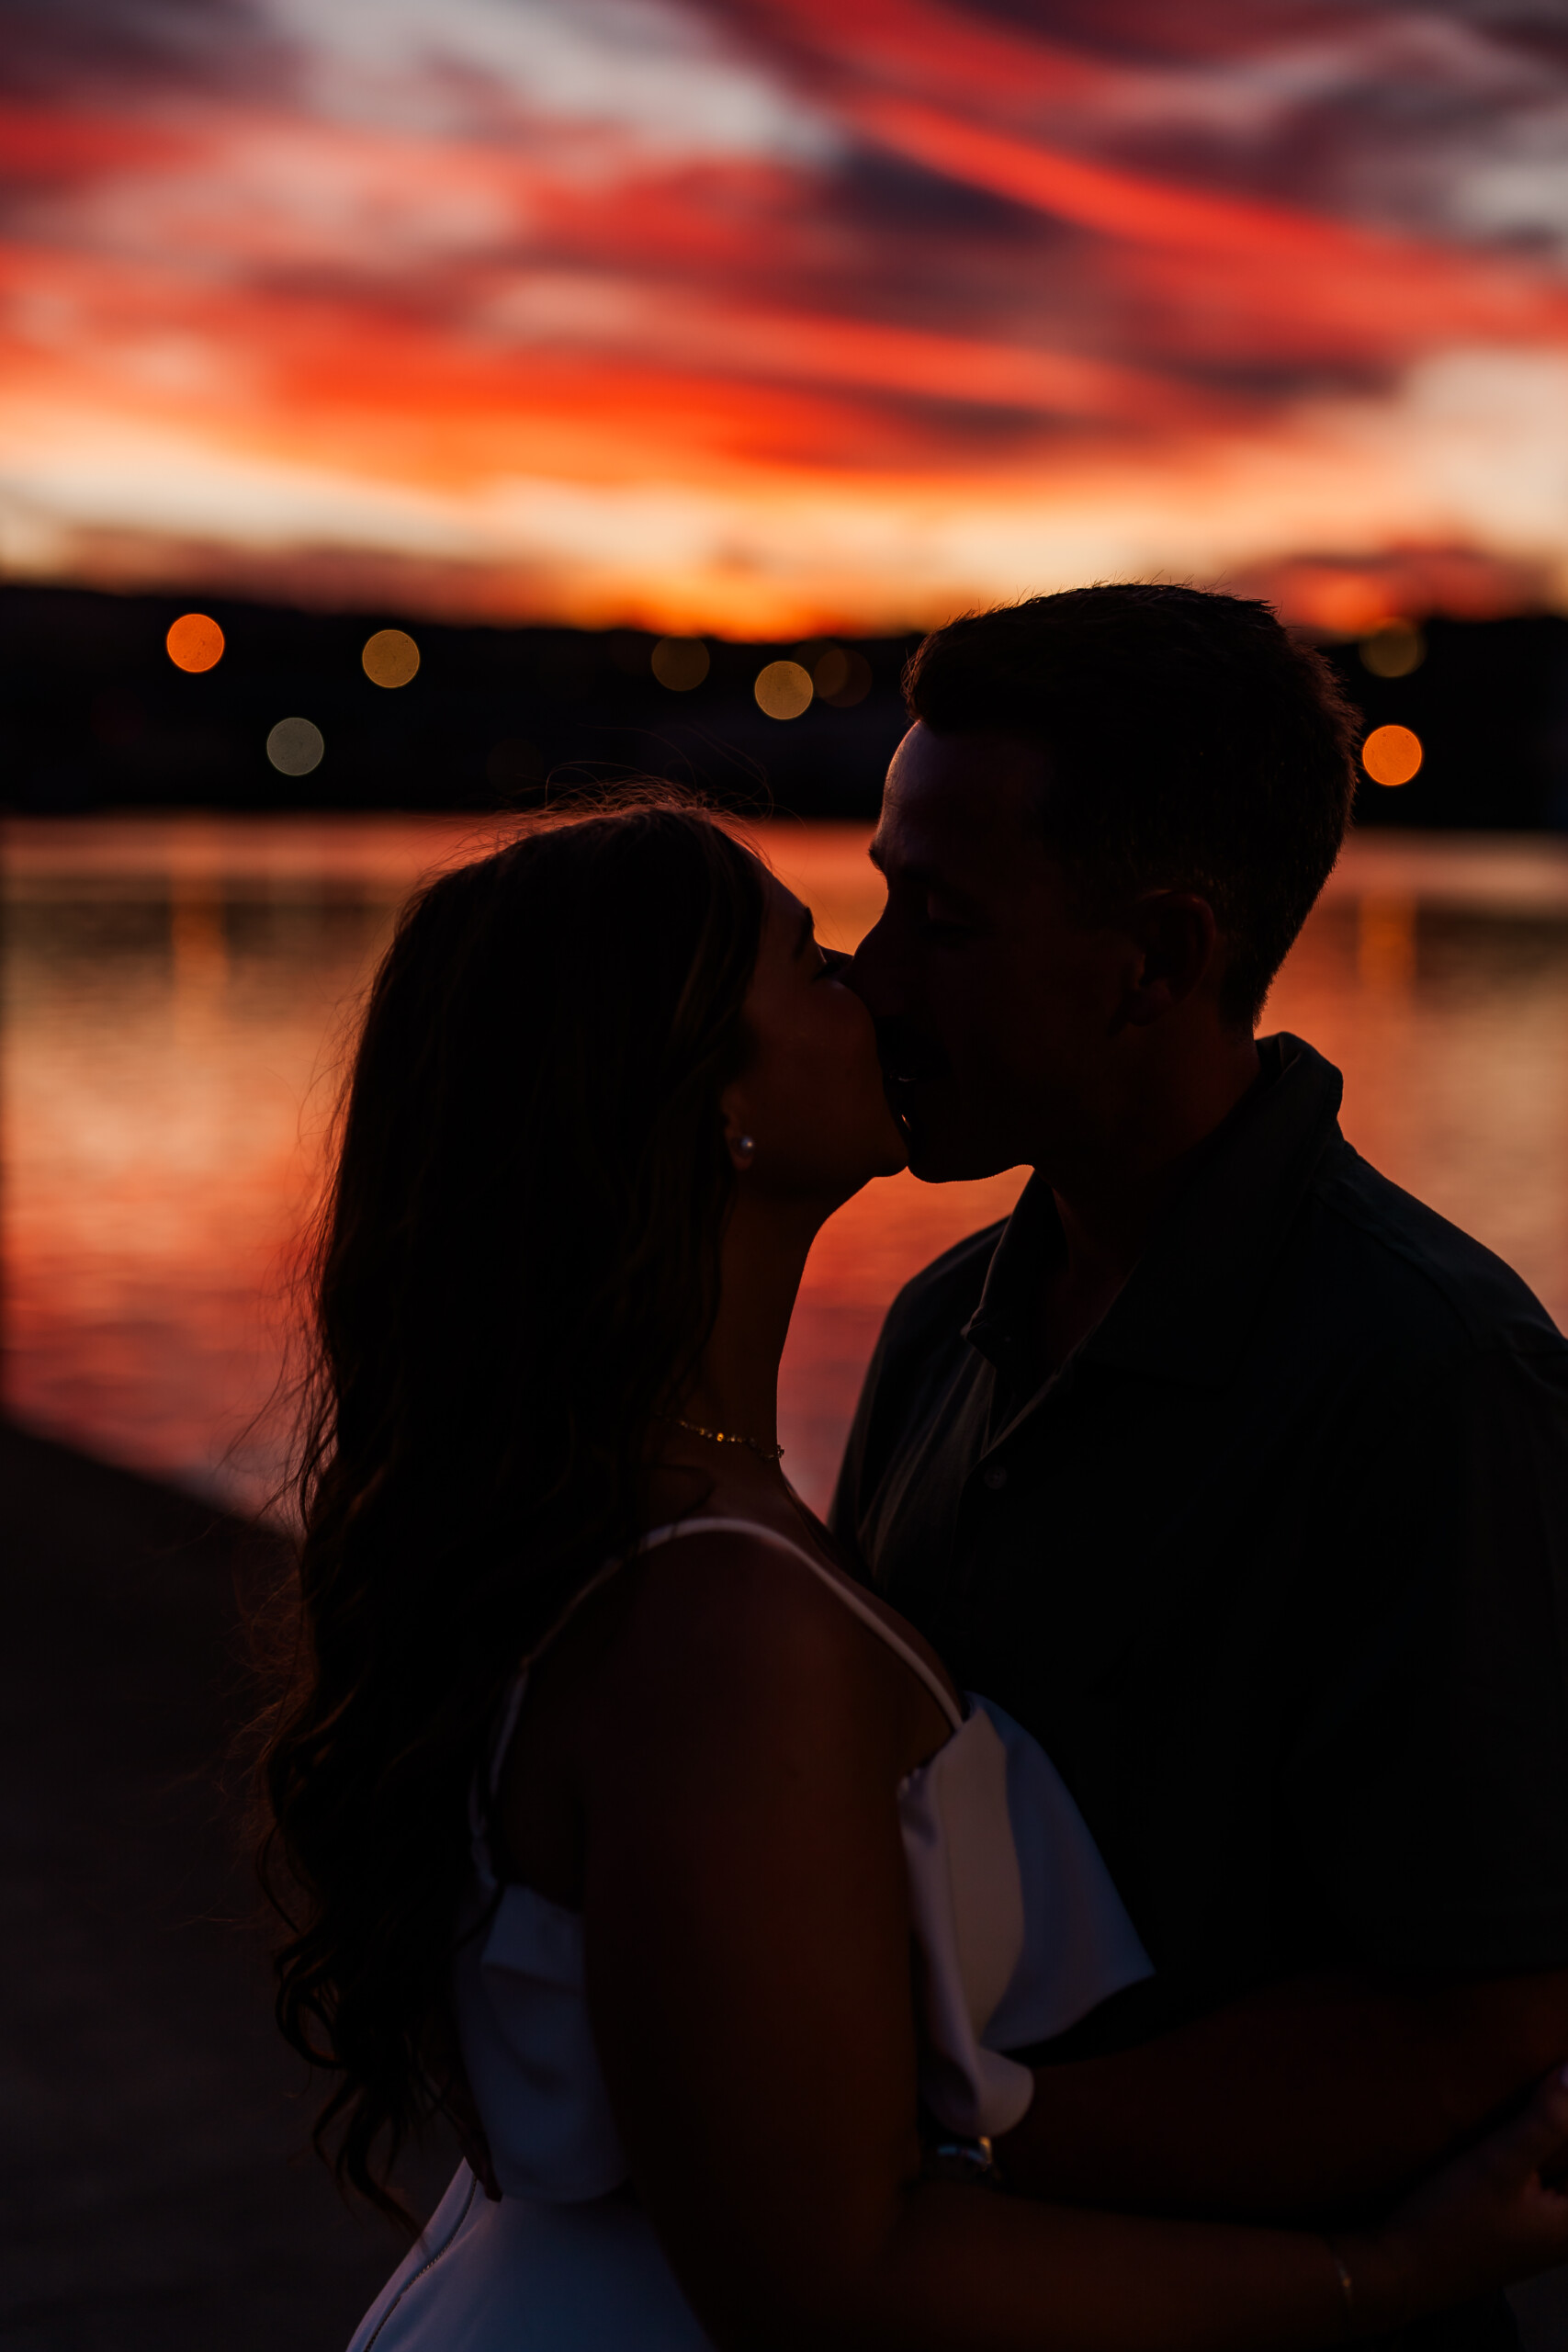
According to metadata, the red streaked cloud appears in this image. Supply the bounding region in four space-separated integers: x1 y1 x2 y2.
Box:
2 0 1567 630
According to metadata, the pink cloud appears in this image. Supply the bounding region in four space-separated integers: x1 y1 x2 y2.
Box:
2 0 1566 627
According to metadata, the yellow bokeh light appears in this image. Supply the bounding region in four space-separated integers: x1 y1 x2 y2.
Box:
754 660 813 720
166 612 224 673
1359 619 1425 679
1361 723 1423 786
651 637 710 691
362 628 420 688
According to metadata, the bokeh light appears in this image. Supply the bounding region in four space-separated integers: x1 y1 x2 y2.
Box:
1362 723 1424 786
813 646 874 707
651 638 710 691
1359 621 1426 679
165 613 224 673
754 660 814 720
362 628 420 688
266 717 324 776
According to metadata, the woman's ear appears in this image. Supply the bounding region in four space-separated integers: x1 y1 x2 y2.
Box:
718 1087 757 1170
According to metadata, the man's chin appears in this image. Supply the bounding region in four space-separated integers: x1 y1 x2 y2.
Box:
897 1102 1024 1185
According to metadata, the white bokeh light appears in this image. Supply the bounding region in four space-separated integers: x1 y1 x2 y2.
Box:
266 717 325 775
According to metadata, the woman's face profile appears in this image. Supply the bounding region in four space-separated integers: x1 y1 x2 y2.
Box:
722 865 908 1207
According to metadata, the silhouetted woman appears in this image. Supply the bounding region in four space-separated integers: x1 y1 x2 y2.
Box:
261 799 1568 2350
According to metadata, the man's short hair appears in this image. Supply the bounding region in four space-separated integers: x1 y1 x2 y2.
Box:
903 584 1359 1029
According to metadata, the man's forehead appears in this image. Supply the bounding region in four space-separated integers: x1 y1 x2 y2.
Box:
874 724 1045 871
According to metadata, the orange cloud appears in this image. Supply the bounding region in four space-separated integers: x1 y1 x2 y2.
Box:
2 0 1566 628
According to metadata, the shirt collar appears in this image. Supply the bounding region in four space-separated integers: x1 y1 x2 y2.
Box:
962 1035 1346 1393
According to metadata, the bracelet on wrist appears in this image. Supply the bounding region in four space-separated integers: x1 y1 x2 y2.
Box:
922 2132 1004 2189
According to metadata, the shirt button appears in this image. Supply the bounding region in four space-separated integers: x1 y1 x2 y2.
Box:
982 1464 1008 1490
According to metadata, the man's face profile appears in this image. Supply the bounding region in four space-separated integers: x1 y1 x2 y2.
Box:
852 722 1130 1182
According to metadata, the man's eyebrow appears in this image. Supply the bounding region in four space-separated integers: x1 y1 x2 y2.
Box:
872 853 970 898
872 840 941 884
868 833 988 905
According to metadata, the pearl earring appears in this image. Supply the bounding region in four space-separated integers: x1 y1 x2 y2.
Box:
734 1135 756 1166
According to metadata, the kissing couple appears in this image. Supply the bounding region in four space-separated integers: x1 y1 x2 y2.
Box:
263 586 1568 2351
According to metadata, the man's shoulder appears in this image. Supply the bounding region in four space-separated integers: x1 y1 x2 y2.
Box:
1306 1139 1567 1364
878 1216 1010 1353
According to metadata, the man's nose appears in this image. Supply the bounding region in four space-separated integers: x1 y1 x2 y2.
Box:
846 914 899 1017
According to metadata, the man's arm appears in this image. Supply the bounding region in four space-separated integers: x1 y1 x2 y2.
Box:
998 1968 1568 2221
1013 1328 1568 2225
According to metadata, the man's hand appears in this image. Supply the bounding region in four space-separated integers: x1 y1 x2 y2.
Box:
997 1966 1568 2221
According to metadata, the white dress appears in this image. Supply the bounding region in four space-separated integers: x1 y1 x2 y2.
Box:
347 1520 1152 2351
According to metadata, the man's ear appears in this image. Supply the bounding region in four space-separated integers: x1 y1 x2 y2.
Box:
1119 892 1219 1028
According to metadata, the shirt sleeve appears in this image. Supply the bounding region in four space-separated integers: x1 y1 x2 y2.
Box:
1284 1334 1568 1975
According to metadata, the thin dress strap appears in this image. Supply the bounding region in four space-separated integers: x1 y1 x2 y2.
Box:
637 1517 965 1733
485 1550 627 1801
486 1512 965 1806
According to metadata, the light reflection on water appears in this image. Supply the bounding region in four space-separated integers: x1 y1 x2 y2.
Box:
4 818 1568 1517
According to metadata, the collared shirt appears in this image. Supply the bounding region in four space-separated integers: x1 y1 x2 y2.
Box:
832 1035 1568 2056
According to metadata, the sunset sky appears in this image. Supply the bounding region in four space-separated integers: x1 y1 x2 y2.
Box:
5 0 1568 633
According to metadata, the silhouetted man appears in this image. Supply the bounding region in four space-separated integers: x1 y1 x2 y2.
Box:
835 586 1568 2352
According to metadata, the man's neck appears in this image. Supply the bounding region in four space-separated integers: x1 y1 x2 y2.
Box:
1041 1032 1262 1367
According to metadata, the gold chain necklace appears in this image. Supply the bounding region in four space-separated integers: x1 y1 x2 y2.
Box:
671 1416 784 1464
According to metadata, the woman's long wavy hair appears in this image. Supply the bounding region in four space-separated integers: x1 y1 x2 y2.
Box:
258 797 766 2221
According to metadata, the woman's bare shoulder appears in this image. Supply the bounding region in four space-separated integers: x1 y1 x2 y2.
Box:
621 1518 874 1668
501 1520 915 1904
590 1519 915 1767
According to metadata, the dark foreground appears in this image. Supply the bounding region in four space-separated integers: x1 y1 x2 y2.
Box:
0 1419 448 2352
3 1416 1565 2351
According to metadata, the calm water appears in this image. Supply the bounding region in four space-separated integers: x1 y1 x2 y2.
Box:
6 817 1568 1517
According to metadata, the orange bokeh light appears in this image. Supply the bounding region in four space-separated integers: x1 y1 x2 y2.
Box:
813 646 874 707
1359 619 1425 679
1362 723 1423 786
362 627 420 687
754 659 813 719
165 612 224 673
651 637 710 691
